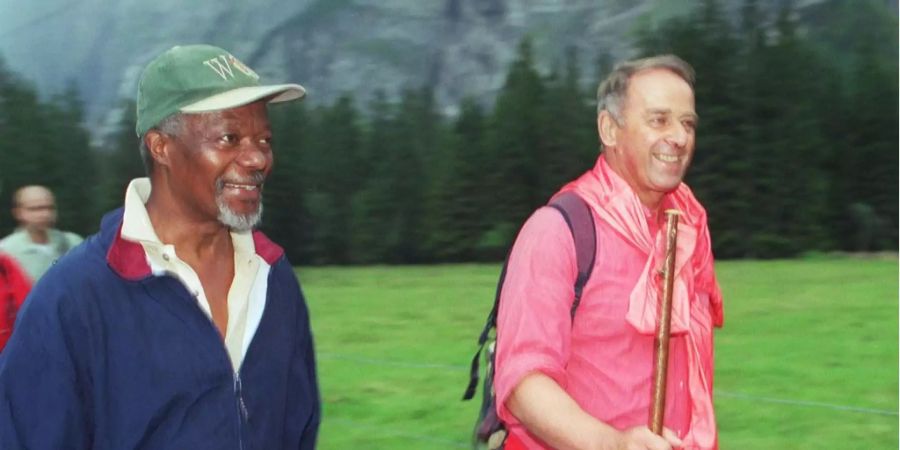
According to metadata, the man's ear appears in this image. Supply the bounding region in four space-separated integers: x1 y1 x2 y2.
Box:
144 130 173 169
597 110 619 149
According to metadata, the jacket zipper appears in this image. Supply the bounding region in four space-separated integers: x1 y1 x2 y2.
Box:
181 282 249 449
160 275 251 449
200 310 246 450
234 371 248 450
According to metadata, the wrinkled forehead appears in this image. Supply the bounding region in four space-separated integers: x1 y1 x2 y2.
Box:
626 68 695 111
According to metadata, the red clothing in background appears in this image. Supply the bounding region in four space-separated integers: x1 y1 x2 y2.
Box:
0 254 31 351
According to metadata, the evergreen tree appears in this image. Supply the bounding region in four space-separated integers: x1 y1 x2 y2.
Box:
734 0 774 255
0 58 24 233
350 91 396 263
382 87 434 263
841 36 898 250
0 69 97 237
264 101 315 263
349 88 435 263
47 83 98 235
540 46 597 197
303 96 363 264
98 101 144 215
0 67 53 234
757 3 832 255
481 37 547 257
423 99 491 260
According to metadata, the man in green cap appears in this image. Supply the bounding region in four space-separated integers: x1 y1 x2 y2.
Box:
0 45 320 449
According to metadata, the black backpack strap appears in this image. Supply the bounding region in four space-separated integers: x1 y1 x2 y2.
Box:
463 191 597 400
463 247 513 400
548 191 597 319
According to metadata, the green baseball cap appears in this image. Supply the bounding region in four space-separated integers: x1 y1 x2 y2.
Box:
135 44 305 137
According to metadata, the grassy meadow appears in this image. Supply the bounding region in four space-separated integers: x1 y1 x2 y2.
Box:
298 257 898 449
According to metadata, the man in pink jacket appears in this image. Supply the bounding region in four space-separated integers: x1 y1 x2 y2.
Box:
494 55 724 450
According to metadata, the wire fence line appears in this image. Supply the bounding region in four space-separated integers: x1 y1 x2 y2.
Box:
716 390 898 417
318 352 899 417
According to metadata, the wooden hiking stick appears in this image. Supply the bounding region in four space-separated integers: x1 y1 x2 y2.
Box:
650 210 680 435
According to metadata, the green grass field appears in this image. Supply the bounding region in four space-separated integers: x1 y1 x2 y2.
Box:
299 257 898 449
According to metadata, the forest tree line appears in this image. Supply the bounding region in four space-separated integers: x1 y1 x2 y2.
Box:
0 0 895 264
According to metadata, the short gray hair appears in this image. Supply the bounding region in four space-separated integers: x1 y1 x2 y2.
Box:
596 54 695 122
138 114 185 175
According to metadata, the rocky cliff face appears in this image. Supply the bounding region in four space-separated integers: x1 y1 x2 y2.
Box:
252 0 654 104
0 0 671 134
0 0 829 138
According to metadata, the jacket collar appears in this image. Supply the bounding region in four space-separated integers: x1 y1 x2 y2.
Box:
102 208 285 281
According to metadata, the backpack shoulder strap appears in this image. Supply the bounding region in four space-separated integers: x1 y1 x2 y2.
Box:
463 245 513 400
463 191 597 400
547 191 597 318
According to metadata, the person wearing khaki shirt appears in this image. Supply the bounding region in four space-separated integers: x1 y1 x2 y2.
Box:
0 185 82 282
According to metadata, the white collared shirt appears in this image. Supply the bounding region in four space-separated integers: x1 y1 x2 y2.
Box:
120 178 268 370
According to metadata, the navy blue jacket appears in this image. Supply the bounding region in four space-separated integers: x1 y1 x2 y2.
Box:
0 209 320 449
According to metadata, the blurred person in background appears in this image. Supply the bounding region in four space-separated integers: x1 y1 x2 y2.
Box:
0 44 319 449
494 55 723 450
0 185 83 282
0 253 30 351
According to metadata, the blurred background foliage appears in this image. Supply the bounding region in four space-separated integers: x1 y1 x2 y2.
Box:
0 0 895 263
